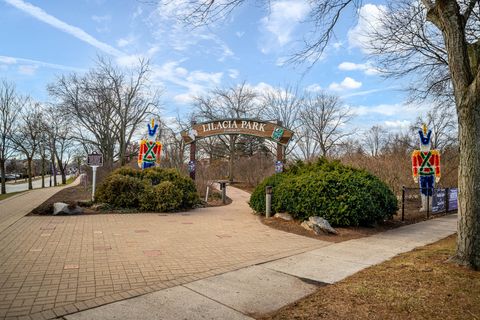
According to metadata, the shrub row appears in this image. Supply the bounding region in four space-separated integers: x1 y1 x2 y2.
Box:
249 158 398 226
96 167 198 212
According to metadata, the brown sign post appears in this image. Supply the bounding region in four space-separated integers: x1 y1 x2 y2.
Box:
181 119 294 180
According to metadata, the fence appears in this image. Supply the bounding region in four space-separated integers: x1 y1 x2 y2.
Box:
401 187 458 221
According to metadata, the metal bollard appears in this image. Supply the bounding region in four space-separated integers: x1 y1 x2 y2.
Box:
220 182 227 204
265 186 272 218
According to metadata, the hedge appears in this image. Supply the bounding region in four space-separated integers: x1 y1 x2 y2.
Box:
96 166 199 212
249 159 397 226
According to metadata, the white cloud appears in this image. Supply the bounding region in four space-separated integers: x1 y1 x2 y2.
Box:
384 120 410 129
338 61 379 75
347 4 386 53
149 1 234 61
228 69 239 79
117 35 135 48
328 77 362 91
306 84 322 93
260 0 310 51
236 31 245 38
18 65 37 75
5 0 124 57
351 103 419 117
91 14 111 23
151 61 224 105
0 55 84 72
115 46 160 67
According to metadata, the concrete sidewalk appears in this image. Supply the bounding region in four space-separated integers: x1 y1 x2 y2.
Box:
66 211 457 320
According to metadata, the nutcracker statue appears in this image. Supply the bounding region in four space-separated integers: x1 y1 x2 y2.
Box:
138 119 162 169
411 124 441 211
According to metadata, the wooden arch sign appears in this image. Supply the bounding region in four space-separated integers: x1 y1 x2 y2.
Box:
181 119 294 180
180 119 294 145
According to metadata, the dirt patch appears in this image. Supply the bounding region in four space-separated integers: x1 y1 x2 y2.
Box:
29 183 231 215
29 184 94 215
261 217 404 243
258 235 480 320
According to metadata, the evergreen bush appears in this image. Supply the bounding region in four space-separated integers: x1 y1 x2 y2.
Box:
96 166 199 212
249 159 397 226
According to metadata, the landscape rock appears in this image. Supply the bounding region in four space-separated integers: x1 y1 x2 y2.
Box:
274 212 293 221
53 202 83 215
308 216 338 235
301 220 313 231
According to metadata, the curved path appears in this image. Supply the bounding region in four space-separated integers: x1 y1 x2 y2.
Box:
0 183 327 319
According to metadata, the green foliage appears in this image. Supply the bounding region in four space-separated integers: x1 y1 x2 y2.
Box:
96 174 148 209
249 158 398 226
139 181 183 212
96 166 199 212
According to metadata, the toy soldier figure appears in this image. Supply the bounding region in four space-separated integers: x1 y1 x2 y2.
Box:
138 119 162 169
412 124 441 211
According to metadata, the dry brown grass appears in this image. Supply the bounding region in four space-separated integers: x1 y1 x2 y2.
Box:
259 235 480 320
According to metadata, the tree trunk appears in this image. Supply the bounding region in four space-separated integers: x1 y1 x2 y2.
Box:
27 157 33 190
55 153 67 185
455 99 480 270
41 157 45 188
0 158 5 194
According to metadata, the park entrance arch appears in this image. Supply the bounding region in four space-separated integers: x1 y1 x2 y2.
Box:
180 119 294 180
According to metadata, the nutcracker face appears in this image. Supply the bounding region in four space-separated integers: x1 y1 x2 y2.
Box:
419 123 431 152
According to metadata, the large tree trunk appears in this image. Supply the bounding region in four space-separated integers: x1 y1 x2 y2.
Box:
0 158 5 194
27 157 33 190
456 102 480 269
426 0 480 269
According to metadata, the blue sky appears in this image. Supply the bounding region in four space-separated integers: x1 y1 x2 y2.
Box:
0 0 425 132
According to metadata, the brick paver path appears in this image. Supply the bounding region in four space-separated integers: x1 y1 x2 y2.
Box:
0 182 326 319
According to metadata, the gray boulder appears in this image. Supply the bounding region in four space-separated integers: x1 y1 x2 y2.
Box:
308 216 338 235
53 202 83 215
274 212 293 221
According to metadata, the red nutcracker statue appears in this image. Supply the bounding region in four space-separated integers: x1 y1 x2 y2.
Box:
411 124 441 211
138 119 162 169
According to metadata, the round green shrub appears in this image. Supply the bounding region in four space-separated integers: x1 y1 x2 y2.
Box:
96 166 199 212
140 181 183 212
96 174 148 208
249 159 398 226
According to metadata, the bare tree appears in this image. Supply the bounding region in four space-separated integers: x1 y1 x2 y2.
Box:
300 92 353 157
0 81 23 194
363 125 388 157
261 85 304 158
48 57 160 169
193 82 261 181
10 101 42 190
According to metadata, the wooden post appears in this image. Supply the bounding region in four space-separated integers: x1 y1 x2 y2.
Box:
276 120 284 172
189 141 196 180
189 121 196 180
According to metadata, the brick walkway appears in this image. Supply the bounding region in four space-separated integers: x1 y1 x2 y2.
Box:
0 183 326 319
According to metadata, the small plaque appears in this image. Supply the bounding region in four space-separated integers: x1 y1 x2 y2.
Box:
87 151 103 167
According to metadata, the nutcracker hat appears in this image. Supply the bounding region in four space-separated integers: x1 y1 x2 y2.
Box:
147 118 158 138
418 124 432 146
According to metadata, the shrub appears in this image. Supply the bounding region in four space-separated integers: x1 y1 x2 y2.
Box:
96 166 199 212
96 174 147 208
249 158 398 227
140 181 183 212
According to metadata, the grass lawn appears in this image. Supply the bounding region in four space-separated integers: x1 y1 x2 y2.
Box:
259 235 480 320
0 190 26 201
